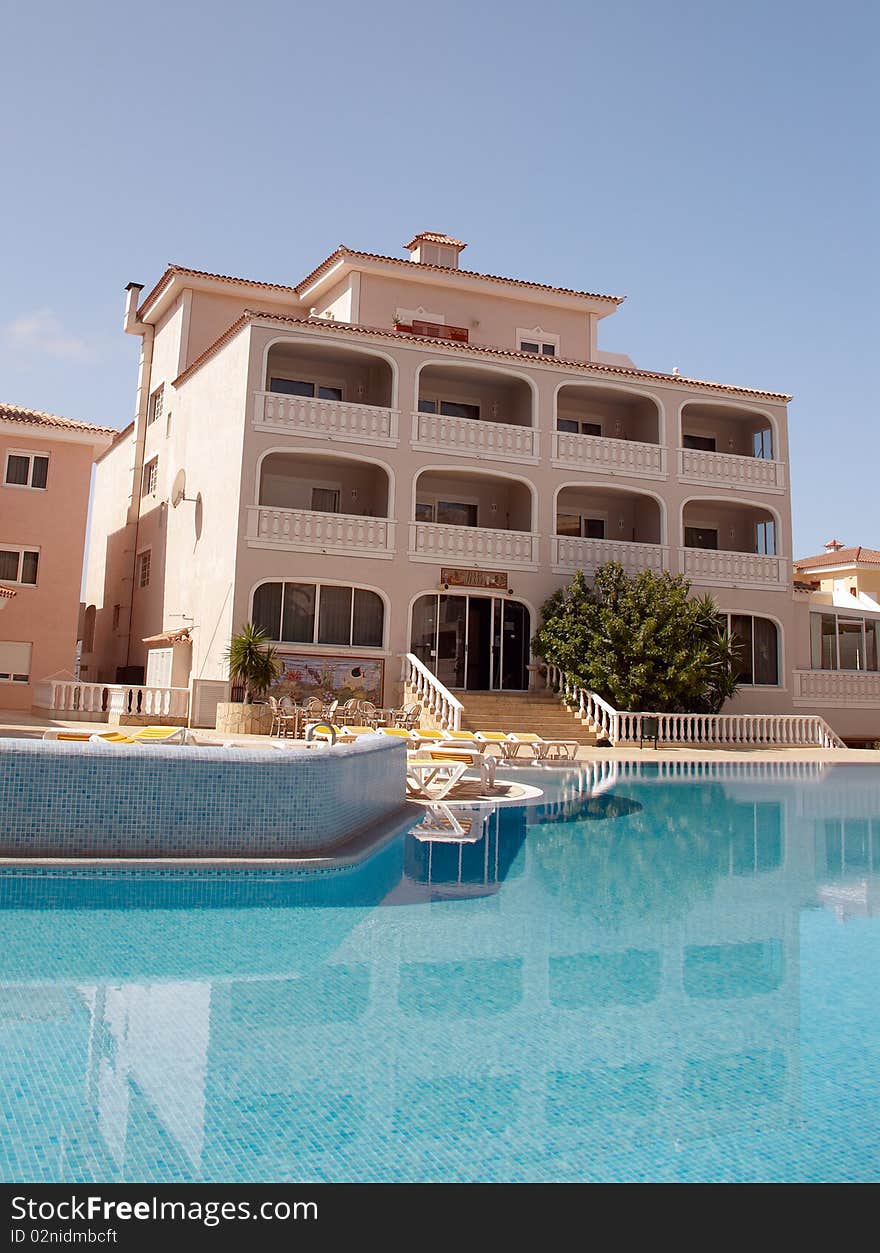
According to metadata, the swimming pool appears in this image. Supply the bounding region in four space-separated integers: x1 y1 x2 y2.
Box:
1 761 878 1182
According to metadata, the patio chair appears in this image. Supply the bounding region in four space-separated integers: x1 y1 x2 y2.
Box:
324 698 339 722
393 702 423 730
338 698 359 720
356 700 383 729
639 716 660 749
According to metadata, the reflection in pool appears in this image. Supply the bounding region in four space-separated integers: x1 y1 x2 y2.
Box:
1 763 879 1182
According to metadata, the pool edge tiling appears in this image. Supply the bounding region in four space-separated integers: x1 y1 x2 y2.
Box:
0 735 406 857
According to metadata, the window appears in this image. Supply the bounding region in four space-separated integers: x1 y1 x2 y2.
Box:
557 418 602 437
755 520 776 555
728 614 779 685
112 604 121 631
147 385 164 426
137 550 151 588
685 527 718 550
437 501 478 527
0 641 32 683
415 500 479 527
683 434 716 452
557 514 605 540
753 429 773 459
0 546 39 585
517 329 559 356
811 612 880 671
269 377 343 401
311 487 341 513
418 398 481 421
5 451 49 489
142 456 158 497
415 501 435 523
165 411 172 439
251 581 384 648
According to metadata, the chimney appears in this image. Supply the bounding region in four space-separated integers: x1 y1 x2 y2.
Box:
404 231 467 269
824 538 845 552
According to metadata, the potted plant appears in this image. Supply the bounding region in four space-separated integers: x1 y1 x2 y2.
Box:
215 622 282 735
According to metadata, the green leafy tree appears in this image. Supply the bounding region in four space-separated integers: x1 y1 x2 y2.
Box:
533 563 738 713
225 622 282 703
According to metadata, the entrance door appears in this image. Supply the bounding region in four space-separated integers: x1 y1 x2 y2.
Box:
411 594 531 691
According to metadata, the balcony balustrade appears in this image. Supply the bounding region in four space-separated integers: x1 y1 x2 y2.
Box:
408 522 539 568
246 506 396 558
411 412 538 463
253 392 399 446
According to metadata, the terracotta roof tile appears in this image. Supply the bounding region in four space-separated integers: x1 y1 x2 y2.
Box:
295 246 624 304
172 310 792 402
0 585 17 600
137 264 300 317
794 546 880 570
0 402 117 438
404 231 468 250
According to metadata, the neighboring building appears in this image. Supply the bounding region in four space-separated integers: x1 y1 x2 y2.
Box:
794 539 880 609
0 403 116 710
80 231 876 738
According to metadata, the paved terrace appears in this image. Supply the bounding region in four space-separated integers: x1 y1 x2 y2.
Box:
3 709 879 765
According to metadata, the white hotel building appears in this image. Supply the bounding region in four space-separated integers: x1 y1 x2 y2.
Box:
79 231 880 739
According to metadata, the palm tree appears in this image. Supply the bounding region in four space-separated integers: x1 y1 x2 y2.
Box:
225 623 282 703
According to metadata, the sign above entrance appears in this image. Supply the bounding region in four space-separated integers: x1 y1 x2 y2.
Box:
440 568 509 591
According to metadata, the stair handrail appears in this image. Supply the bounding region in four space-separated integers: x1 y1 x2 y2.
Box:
545 663 620 742
402 653 464 731
544 663 844 748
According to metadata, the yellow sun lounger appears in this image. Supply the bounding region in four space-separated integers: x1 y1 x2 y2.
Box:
503 731 579 761
44 727 185 745
405 754 469 801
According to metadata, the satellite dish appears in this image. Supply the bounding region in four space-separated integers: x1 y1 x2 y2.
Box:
171 468 187 508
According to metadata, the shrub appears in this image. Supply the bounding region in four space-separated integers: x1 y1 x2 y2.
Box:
533 563 738 713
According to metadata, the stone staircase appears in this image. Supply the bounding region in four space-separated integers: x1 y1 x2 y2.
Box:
457 690 599 745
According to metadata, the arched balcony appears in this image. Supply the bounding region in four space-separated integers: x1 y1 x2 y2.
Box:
247 451 396 558
551 485 668 576
255 340 398 446
409 468 539 568
411 364 538 464
680 498 785 588
552 384 665 478
678 402 783 491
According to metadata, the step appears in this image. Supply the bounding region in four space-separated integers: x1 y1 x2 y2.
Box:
457 689 599 744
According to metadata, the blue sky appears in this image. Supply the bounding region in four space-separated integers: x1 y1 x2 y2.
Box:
1 0 876 556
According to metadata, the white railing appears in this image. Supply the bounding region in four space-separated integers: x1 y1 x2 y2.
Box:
794 669 880 706
34 680 190 720
678 448 785 491
247 506 395 556
546 664 621 742
552 432 666 478
680 547 787 589
411 412 539 463
551 535 668 576
254 391 399 446
402 653 464 731
544 664 844 748
409 522 539 567
609 709 843 748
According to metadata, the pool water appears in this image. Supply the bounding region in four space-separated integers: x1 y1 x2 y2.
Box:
1 761 879 1183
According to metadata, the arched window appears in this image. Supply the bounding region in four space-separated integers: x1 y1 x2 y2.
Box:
252 582 384 649
82 605 96 652
727 614 779 686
